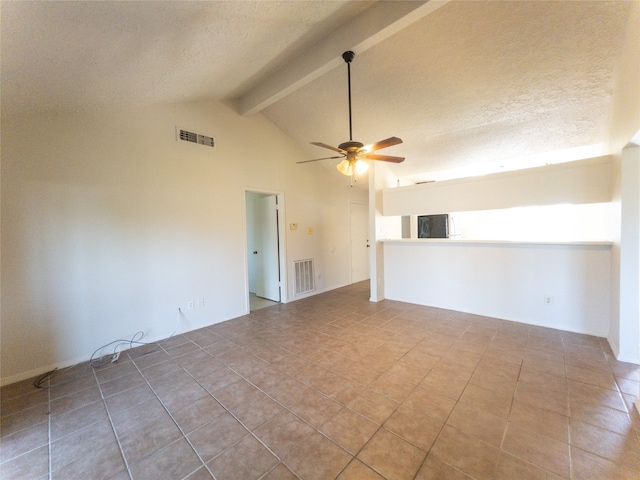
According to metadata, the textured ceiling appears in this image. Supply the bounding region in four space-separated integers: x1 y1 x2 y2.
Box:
1 1 635 183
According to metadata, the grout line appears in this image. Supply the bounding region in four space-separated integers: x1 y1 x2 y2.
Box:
132 343 217 479
47 374 52 480
92 365 134 480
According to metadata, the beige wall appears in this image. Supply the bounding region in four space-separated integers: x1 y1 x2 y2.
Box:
1 99 366 384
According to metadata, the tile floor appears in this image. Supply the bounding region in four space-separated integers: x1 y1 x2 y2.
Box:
250 293 280 312
1 281 639 480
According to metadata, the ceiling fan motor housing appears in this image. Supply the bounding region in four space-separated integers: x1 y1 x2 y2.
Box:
338 140 364 152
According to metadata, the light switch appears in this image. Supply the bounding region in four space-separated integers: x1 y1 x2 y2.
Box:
307 227 313 235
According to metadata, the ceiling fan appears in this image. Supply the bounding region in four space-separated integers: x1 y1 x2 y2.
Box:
297 50 404 177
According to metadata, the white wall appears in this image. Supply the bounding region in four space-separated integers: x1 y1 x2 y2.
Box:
1 100 365 384
605 0 640 364
376 152 617 344
384 240 612 337
617 145 640 363
382 156 613 216
451 203 614 243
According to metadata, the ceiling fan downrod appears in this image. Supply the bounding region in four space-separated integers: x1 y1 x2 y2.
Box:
343 51 355 143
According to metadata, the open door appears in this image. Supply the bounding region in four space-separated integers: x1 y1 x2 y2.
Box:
251 194 281 302
350 202 370 283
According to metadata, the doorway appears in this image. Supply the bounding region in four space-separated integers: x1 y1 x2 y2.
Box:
245 190 285 311
350 202 370 283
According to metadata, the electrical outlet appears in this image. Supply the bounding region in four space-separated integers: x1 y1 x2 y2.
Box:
187 300 194 310
544 295 553 306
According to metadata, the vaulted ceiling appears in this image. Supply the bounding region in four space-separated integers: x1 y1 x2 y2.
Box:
1 1 635 183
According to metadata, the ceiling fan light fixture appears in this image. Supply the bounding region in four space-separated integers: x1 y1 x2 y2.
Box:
355 159 369 174
336 159 353 176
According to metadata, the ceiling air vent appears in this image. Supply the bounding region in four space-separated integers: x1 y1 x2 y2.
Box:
176 127 214 148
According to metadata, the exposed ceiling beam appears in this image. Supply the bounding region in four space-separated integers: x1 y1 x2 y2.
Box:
237 0 450 116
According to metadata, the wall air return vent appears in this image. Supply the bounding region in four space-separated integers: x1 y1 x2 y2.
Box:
176 127 214 148
294 259 315 296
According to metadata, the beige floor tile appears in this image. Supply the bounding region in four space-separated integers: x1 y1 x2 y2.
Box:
616 377 640 396
128 438 201 480
253 411 314 458
385 360 429 385
288 389 342 428
514 381 569 416
446 402 507 447
261 463 298 480
212 377 261 410
187 412 249 462
50 419 117 471
368 372 416 402
570 419 640 469
431 425 500 480
568 379 627 412
320 408 379 455
494 452 564 480
383 404 442 452
419 370 468 400
171 394 226 434
357 428 426 480
502 423 570 478
458 383 513 419
570 402 634 435
51 442 126 480
474 356 522 381
157 380 210 413
571 446 640 480
403 386 456 424
0 444 49 480
228 391 285 431
518 366 568 394
119 413 182 464
522 357 566 378
285 431 352 480
337 459 385 479
261 376 315 409
415 454 473 480
0 403 50 438
1 388 49 419
48 371 98 400
1 420 49 464
347 388 400 425
50 401 111 440
508 399 568 443
49 384 102 416
566 365 618 390
429 363 474 383
469 369 517 397
207 434 278 480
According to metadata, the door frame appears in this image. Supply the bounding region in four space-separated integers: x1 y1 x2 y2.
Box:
242 187 287 313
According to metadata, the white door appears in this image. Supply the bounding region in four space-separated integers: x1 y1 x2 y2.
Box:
254 195 281 301
350 202 370 283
